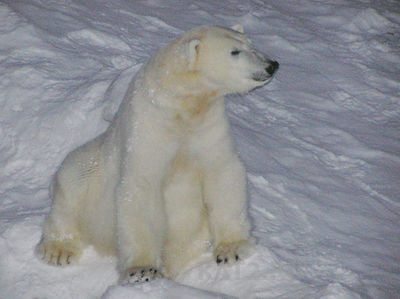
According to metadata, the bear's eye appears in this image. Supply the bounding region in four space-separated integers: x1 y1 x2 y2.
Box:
231 49 241 56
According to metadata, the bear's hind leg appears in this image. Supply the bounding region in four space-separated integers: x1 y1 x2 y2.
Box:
36 180 84 267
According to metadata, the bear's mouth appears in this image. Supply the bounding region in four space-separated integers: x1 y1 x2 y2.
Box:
252 71 270 82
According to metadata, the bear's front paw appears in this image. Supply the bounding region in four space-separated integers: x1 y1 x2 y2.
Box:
214 240 251 265
122 266 163 284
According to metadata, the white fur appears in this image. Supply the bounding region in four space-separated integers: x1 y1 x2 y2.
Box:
36 25 277 281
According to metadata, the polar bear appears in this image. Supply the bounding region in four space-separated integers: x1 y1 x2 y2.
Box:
36 24 279 283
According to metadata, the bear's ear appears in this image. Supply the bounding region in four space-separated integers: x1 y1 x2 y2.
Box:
231 24 244 33
187 39 201 69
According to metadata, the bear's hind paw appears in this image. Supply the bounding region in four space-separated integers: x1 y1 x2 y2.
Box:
122 266 163 284
35 239 82 267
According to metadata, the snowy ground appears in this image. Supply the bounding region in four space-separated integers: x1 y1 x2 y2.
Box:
0 0 399 298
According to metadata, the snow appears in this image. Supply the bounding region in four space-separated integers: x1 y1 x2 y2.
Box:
0 0 399 298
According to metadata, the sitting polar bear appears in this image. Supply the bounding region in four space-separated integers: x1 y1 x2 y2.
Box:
36 24 279 283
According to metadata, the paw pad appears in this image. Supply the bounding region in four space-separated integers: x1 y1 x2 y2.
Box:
123 266 162 284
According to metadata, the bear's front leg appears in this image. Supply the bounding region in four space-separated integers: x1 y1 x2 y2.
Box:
203 156 253 265
116 173 167 283
115 115 179 283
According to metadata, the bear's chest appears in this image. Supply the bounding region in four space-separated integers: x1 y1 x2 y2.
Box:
172 91 220 126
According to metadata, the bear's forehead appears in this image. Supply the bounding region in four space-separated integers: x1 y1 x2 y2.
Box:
210 27 251 45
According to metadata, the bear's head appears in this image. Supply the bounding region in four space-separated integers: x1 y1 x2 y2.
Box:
144 25 278 102
185 25 279 95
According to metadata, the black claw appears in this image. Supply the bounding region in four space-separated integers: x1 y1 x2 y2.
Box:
235 254 239 261
216 255 222 264
224 257 228 263
130 272 136 277
145 278 149 281
154 269 157 273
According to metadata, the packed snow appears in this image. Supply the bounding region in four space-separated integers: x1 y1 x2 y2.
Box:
0 0 399 298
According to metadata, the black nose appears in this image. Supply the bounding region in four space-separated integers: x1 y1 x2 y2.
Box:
266 61 279 75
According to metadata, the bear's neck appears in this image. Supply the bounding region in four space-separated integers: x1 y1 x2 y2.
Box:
143 63 222 117
154 83 221 121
